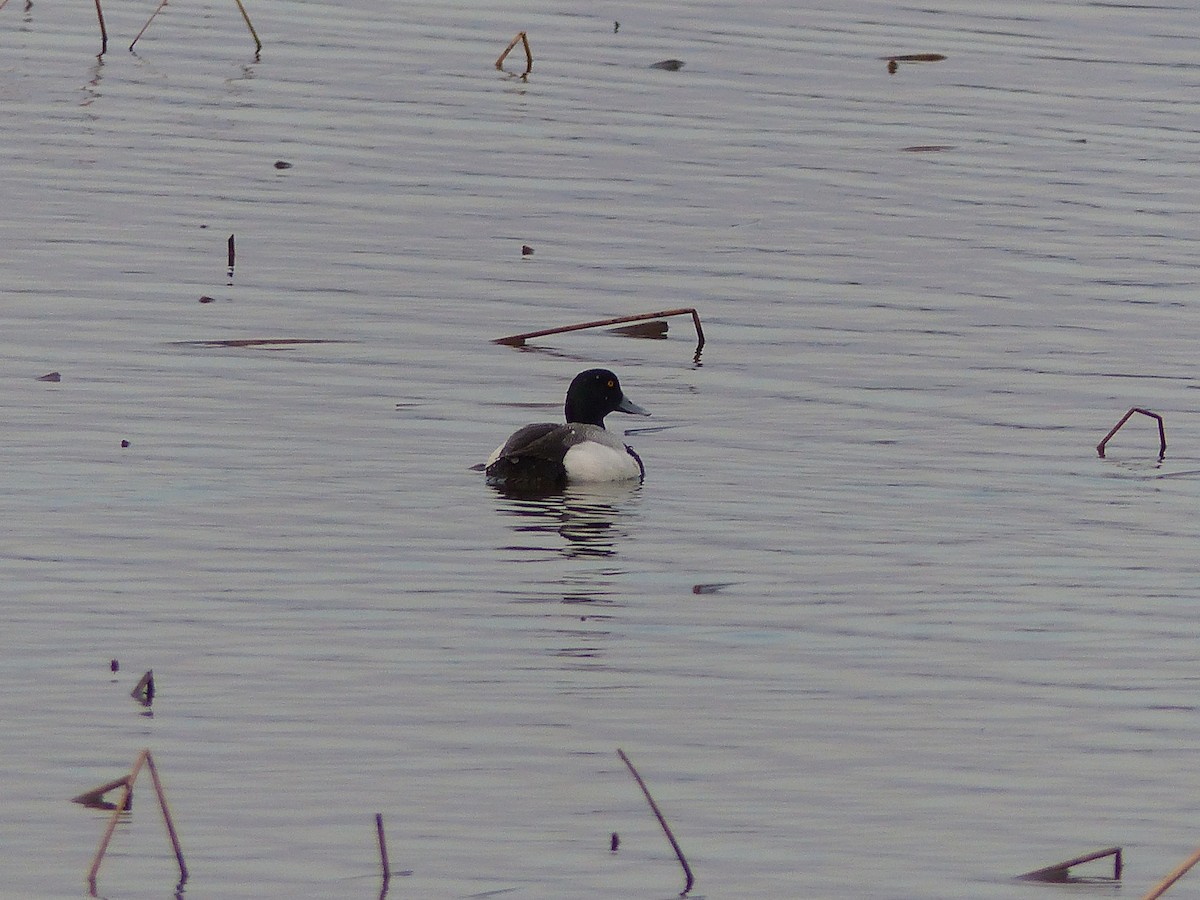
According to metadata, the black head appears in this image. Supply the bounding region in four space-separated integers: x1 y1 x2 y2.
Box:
563 369 650 427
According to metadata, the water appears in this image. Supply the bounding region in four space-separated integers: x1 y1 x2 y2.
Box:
4 1 1200 897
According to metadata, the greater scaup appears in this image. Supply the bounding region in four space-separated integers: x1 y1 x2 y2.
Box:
485 369 650 491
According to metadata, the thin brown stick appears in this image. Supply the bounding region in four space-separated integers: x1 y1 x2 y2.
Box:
72 775 132 809
1017 846 1122 882
1142 844 1200 900
144 752 188 881
129 0 169 51
495 31 532 72
227 234 236 269
495 307 705 358
616 748 694 897
231 0 262 52
94 0 108 54
1097 407 1166 458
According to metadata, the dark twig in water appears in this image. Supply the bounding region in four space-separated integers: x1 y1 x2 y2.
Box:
1017 846 1122 882
495 31 532 73
375 813 391 886
1096 407 1166 458
1142 844 1200 900
616 748 694 897
495 307 705 360
82 749 187 896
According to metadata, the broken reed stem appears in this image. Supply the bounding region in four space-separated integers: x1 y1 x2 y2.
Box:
231 0 262 53
495 30 532 71
86 749 186 894
1018 846 1122 882
129 0 169 51
1142 844 1200 900
144 752 188 881
495 307 706 356
131 0 260 52
1096 407 1166 458
616 748 694 897
375 813 391 882
227 234 236 269
94 0 108 54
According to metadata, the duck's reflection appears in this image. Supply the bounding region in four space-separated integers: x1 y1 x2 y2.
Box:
491 481 642 558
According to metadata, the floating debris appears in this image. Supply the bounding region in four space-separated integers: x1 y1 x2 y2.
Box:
198 295 215 303
495 307 705 361
521 244 534 256
120 439 130 448
273 160 293 169
37 371 61 382
900 145 955 152
1096 407 1166 459
175 338 340 349
883 53 947 62
110 659 119 673
884 53 946 73
227 234 236 270
1017 846 1122 883
651 59 685 70
610 832 620 852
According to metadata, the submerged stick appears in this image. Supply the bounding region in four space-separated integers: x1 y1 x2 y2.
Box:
495 307 705 358
1096 407 1166 458
495 31 532 72
1017 846 1122 882
1142 844 1200 900
616 748 694 897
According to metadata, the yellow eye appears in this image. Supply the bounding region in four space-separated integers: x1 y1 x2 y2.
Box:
607 379 615 388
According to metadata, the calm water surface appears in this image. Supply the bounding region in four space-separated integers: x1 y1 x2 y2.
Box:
4 1 1200 897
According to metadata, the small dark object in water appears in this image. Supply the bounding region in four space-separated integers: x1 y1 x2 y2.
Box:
120 440 130 448
199 295 215 303
227 234 235 269
651 59 684 70
37 371 61 382
888 59 898 74
521 244 534 256
882 53 947 62
110 659 119 673
611 832 620 852
614 21 619 33
131 670 155 706
274 160 292 169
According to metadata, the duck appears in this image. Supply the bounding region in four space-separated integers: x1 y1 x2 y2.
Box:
485 369 650 491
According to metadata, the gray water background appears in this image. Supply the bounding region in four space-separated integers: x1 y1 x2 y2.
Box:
4 0 1200 897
